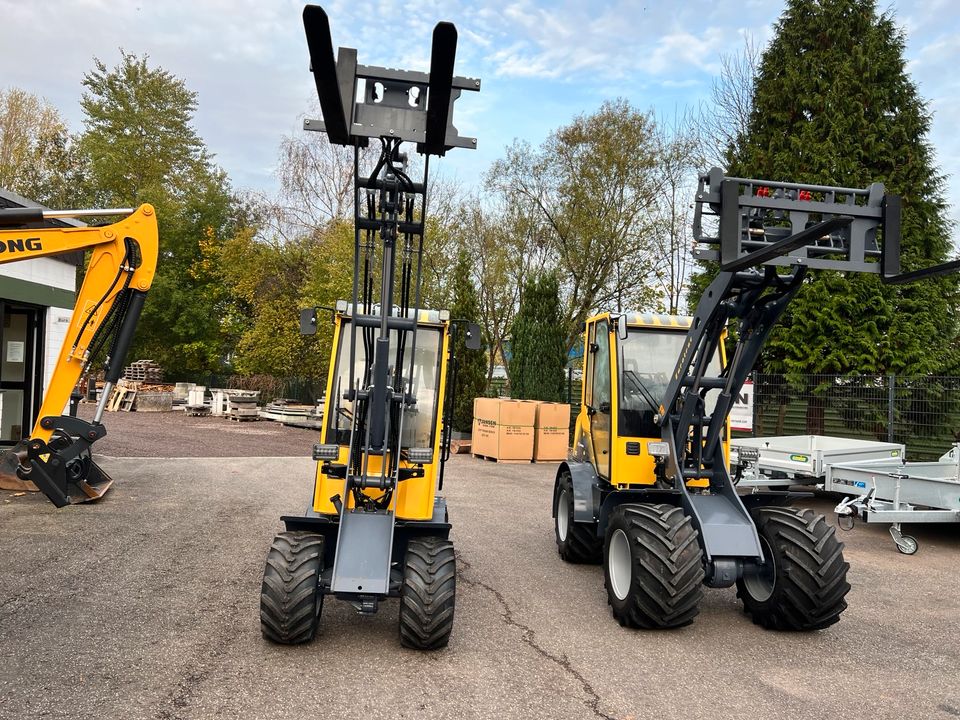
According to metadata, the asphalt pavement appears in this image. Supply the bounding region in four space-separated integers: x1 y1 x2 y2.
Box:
1 453 958 720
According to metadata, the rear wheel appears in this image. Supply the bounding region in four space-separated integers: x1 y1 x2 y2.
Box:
603 503 704 629
554 472 602 563
737 506 850 630
260 531 325 644
399 536 456 650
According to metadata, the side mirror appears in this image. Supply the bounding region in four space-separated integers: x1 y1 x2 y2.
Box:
465 322 482 351
300 307 317 336
616 314 629 340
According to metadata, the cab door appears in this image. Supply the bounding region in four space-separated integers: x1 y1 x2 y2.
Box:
585 319 612 480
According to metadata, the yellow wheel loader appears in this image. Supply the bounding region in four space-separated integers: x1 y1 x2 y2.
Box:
0 204 158 506
554 169 960 631
259 6 481 650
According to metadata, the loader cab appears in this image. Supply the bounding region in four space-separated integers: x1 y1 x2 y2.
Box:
312 302 452 522
574 312 728 489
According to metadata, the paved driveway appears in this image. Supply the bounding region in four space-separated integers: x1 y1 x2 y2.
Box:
1 454 958 719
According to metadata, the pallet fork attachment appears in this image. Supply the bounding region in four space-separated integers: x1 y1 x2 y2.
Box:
0 205 158 506
666 169 960 585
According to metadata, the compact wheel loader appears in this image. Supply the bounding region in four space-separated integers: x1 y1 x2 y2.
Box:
259 6 481 650
0 204 158 506
554 168 960 630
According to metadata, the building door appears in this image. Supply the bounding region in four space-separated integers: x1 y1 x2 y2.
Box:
0 301 44 446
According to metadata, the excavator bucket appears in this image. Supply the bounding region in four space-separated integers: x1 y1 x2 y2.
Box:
0 432 113 507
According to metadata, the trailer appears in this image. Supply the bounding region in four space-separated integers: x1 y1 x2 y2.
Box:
731 435 905 487
731 435 960 554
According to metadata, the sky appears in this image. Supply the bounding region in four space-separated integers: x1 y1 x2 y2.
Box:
0 0 958 228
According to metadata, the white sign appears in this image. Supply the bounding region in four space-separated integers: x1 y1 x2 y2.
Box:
730 379 754 432
5 341 24 363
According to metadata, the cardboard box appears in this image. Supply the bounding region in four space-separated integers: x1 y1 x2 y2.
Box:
472 398 536 461
534 402 570 462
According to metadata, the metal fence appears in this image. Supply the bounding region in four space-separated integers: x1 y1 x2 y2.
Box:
556 371 960 460
753 373 960 460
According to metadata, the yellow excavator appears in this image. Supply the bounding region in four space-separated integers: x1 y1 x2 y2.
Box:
0 203 158 506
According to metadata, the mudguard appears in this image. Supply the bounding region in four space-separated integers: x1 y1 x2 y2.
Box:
553 460 599 524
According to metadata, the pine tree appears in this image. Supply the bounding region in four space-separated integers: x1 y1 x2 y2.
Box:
727 0 958 386
509 272 566 402
448 250 488 432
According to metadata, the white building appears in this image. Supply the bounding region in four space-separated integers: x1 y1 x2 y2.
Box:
0 189 80 447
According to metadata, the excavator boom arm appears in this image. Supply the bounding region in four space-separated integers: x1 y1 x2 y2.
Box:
0 204 158 505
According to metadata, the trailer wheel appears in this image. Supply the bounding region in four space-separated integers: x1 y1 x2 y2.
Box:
603 503 705 629
260 531 325 644
890 526 919 555
737 506 850 631
399 536 456 650
554 472 602 564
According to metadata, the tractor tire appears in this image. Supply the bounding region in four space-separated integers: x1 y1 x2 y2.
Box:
260 531 325 644
554 472 602 564
736 506 850 631
603 503 705 629
399 536 456 650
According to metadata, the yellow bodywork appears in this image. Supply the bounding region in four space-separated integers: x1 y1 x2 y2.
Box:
573 311 729 489
0 205 158 444
312 311 451 521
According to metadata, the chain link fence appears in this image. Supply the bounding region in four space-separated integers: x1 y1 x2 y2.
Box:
753 373 960 460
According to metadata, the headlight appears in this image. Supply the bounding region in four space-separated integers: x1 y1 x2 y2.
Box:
647 441 669 458
406 447 433 464
312 443 340 461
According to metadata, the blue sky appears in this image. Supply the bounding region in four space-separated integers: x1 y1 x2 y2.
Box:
0 0 958 227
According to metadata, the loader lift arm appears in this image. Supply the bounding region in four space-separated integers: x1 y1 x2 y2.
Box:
659 168 960 585
0 204 158 506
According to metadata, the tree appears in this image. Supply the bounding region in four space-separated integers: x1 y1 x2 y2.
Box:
454 203 524 382
77 52 241 376
0 88 91 207
727 0 959 430
697 34 762 169
448 249 487 432
487 99 664 351
509 272 566 402
649 113 704 314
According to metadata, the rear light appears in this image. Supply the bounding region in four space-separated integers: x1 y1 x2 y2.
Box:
756 186 771 198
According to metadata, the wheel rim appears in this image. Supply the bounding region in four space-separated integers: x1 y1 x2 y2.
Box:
897 536 918 555
557 489 570 542
743 535 777 602
608 529 631 601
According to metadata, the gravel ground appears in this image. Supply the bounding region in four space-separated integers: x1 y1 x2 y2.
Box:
1 413 959 719
77 403 319 457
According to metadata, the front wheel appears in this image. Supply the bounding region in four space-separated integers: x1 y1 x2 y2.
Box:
399 536 456 650
603 503 705 629
554 472 602 563
737 506 850 630
260 531 325 644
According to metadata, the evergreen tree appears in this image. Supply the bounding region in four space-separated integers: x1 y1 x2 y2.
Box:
727 0 958 386
448 250 487 432
509 272 566 402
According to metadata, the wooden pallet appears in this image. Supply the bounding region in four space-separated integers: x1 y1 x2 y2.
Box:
184 405 210 416
472 453 532 464
227 414 259 422
108 384 138 412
